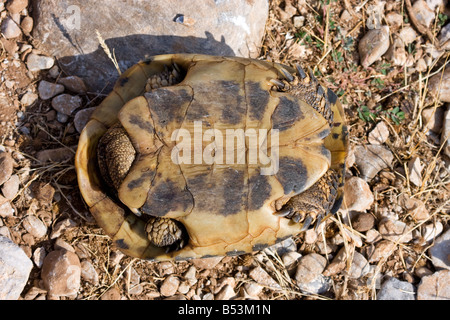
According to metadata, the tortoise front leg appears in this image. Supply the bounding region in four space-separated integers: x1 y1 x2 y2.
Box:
276 169 342 230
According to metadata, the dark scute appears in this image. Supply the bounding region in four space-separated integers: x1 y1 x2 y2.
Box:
246 81 270 121
220 168 248 216
115 239 129 249
276 157 308 195
127 170 156 190
128 114 154 134
248 173 271 211
186 168 247 216
142 179 193 217
219 81 245 125
146 87 192 127
272 96 304 131
327 88 338 105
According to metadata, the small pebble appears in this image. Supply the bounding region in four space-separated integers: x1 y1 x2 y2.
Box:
368 121 389 145
429 228 450 270
0 196 14 218
343 176 374 211
351 212 375 232
38 80 64 100
244 281 263 297
6 0 29 14
74 107 96 133
407 157 423 187
21 16 33 34
160 275 180 297
41 249 81 298
417 270 450 300
295 253 327 285
354 145 394 181
0 236 33 300
27 54 55 72
22 215 47 238
421 221 443 243
36 147 75 163
20 91 38 107
0 152 14 186
358 25 390 68
368 240 396 263
1 174 20 200
1 17 22 39
32 247 46 268
215 284 236 300
191 256 223 270
101 287 121 300
249 266 280 289
377 277 416 300
378 217 413 243
52 94 82 115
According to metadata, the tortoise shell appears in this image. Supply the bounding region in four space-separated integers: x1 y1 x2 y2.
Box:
75 54 348 261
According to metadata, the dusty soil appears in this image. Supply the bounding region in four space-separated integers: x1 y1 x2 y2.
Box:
1 0 449 300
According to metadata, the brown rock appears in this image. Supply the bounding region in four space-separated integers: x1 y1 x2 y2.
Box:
417 270 450 300
6 0 29 14
367 240 396 263
41 250 81 297
249 266 280 289
0 152 14 186
351 212 375 232
160 275 180 297
354 145 394 181
36 147 75 163
295 253 327 284
101 287 121 300
378 217 413 243
358 26 390 68
191 256 223 270
343 176 374 211
20 16 34 34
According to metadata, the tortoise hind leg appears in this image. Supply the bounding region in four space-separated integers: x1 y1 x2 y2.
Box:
276 169 341 229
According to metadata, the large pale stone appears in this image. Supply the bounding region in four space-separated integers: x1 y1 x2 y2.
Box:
32 0 269 92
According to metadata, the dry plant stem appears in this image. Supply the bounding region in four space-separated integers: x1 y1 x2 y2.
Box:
53 178 88 221
96 29 121 76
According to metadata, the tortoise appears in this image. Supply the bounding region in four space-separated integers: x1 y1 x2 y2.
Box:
75 54 348 261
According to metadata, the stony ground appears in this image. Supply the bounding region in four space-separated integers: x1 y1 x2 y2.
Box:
0 0 449 300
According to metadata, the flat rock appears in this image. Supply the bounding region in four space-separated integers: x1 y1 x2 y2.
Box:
358 25 390 68
428 68 450 103
343 176 374 211
429 228 450 270
27 53 55 72
354 145 394 181
1 17 22 39
57 76 87 94
0 236 33 300
22 215 47 238
6 0 29 14
32 0 269 92
249 266 280 290
74 107 96 133
351 212 375 232
417 270 450 300
295 253 327 285
0 196 14 218
51 94 82 115
191 256 223 270
38 80 64 100
160 275 180 297
0 152 14 186
41 249 81 297
377 277 416 300
368 121 390 144
378 217 413 243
